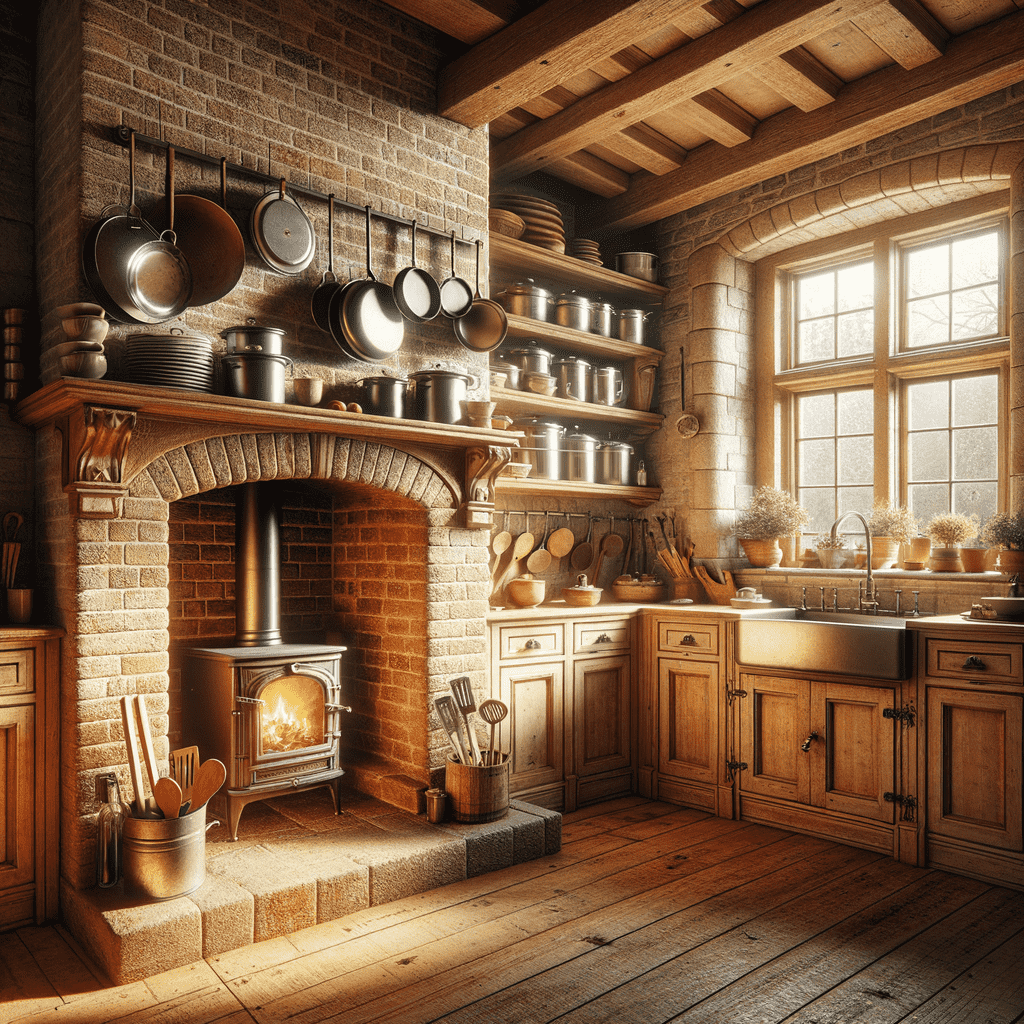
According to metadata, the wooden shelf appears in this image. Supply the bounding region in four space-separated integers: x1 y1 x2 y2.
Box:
503 313 663 363
492 386 662 438
495 475 662 507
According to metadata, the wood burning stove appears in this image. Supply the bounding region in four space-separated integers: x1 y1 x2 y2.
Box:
182 482 349 840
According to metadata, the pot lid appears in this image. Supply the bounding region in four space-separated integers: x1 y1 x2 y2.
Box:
220 323 287 337
503 279 551 297
566 573 600 592
551 355 591 366
555 291 591 306
598 439 634 452
358 376 408 385
409 368 473 382
509 343 552 357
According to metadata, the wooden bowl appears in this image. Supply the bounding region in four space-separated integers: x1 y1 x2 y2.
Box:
506 577 545 607
489 209 526 239
562 585 602 606
610 579 665 603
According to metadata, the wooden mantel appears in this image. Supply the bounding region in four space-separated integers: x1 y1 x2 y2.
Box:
15 379 519 528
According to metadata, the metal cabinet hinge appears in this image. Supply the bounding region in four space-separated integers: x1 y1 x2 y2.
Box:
882 704 916 726
726 687 748 706
884 792 917 822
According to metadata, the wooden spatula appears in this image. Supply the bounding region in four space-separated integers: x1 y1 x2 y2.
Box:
170 745 199 805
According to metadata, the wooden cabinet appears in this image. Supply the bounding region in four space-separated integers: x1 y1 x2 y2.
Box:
489 612 634 811
735 673 898 855
0 628 61 931
915 622 1023 888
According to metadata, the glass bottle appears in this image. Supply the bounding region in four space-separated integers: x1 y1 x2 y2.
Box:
96 772 128 887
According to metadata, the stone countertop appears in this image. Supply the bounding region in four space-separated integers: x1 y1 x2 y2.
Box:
486 601 794 621
906 613 1024 633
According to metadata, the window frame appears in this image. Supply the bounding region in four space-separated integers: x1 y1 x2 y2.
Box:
754 193 1010 521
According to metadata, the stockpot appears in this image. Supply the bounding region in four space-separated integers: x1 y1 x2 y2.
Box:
553 292 592 333
495 280 552 322
221 350 292 402
596 439 633 485
618 308 652 345
512 418 564 480
408 369 476 424
593 365 624 406
562 427 598 483
592 302 615 337
551 356 592 402
507 344 553 378
359 376 408 418
490 359 520 389
220 320 287 355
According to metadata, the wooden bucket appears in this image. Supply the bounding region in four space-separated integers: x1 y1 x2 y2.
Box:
445 754 509 823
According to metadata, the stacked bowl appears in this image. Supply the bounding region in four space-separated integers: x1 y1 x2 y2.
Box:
490 193 564 253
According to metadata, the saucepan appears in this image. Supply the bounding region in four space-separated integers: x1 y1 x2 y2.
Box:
452 239 507 352
392 219 441 323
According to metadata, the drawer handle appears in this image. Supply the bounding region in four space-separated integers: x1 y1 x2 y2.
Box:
595 633 612 644
679 634 697 646
962 655 986 672
524 639 541 650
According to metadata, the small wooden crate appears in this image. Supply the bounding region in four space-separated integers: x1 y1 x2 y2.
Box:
445 754 509 822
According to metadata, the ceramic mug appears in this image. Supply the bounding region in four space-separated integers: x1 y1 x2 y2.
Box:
7 588 32 624
293 378 324 406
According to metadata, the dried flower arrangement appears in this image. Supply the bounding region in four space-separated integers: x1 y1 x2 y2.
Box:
926 511 979 547
815 536 846 550
732 486 810 540
867 500 918 543
982 507 1024 550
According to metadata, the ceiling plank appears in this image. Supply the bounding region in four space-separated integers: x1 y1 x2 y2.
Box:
547 151 632 196
437 0 707 126
752 46 844 111
586 9 1024 232
851 0 949 68
489 0 890 183
378 0 521 44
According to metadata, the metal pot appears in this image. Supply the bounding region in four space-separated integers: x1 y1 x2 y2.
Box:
553 292 592 333
408 368 476 424
615 251 659 282
512 418 564 480
222 351 293 402
593 365 624 406
490 360 520 389
551 356 592 402
220 320 287 355
562 427 598 483
592 302 614 337
596 439 633 485
507 344 552 377
495 280 552 322
618 308 652 345
359 376 408 418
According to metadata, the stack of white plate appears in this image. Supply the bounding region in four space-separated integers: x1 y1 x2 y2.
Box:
125 329 215 392
569 238 602 265
490 193 564 253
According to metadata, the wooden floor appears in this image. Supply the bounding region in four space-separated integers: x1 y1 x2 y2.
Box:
3 797 1024 1024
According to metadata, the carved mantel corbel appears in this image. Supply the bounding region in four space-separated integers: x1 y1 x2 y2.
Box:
58 405 137 518
464 445 513 528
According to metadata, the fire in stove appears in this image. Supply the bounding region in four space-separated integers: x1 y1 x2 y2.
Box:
261 678 324 752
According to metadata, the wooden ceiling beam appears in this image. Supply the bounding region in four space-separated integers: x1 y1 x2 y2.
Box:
437 0 707 127
852 0 949 69
489 0 890 183
752 46 844 111
547 152 632 196
377 0 522 44
585 10 1024 233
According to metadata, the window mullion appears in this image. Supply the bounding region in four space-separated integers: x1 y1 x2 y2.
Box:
873 237 894 505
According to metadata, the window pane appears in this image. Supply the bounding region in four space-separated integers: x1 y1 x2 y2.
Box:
794 260 873 367
908 431 949 480
952 425 997 480
799 488 837 537
952 231 998 289
800 393 834 436
909 483 947 525
907 296 949 348
837 436 873 485
838 486 873 516
906 243 948 298
953 481 996 524
907 380 948 430
798 318 834 362
798 438 835 487
952 375 998 427
798 270 835 318
837 309 873 357
837 390 873 434
837 262 873 312
951 284 998 341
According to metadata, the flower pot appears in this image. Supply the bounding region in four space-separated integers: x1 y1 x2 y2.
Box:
928 546 963 572
958 547 989 573
870 536 900 569
908 536 931 563
817 548 846 569
739 538 783 568
778 534 799 567
996 548 1024 574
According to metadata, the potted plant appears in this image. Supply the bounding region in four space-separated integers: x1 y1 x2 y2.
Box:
981 506 1024 574
815 535 847 569
733 486 810 567
925 511 979 572
867 500 918 569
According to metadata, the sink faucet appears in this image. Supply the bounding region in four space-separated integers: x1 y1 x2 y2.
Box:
830 511 877 612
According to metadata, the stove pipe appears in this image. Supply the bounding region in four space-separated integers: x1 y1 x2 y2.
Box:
235 482 283 645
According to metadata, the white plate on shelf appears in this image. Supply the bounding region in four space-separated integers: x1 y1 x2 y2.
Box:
731 597 772 608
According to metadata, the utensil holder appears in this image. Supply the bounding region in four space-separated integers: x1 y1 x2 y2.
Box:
445 754 509 823
122 806 217 900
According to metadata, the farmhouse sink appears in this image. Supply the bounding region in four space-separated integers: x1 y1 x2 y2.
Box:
734 609 911 680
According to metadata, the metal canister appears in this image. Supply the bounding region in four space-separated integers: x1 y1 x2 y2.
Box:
490 359 520 389
618 308 651 345
551 356 592 402
593 365 624 406
553 292 592 333
512 418 564 480
495 280 552 322
562 426 598 483
220 320 287 355
507 344 552 378
591 302 614 337
596 439 633 485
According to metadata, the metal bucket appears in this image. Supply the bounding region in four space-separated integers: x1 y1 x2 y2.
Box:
618 309 651 345
592 302 614 337
596 440 633 485
593 366 624 406
408 369 475 424
122 807 217 901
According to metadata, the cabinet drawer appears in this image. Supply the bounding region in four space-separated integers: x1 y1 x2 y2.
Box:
573 619 630 654
925 638 1022 686
658 621 718 656
0 649 34 697
497 623 564 660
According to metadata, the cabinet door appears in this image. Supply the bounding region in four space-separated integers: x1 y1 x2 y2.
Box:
498 660 565 798
738 674 810 804
926 685 1023 853
573 653 631 778
0 704 36 899
814 681 894 824
659 657 719 786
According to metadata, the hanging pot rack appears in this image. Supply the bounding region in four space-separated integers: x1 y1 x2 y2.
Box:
113 125 480 251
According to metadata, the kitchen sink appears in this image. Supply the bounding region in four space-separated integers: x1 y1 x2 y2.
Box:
734 609 911 680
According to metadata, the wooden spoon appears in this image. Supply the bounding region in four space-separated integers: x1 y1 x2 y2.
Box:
592 520 624 586
491 511 511 558
493 529 534 599
188 758 227 814
154 776 183 819
570 514 595 572
526 512 553 573
547 520 575 563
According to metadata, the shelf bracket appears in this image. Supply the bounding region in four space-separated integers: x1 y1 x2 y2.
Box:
463 445 514 529
56 404 136 519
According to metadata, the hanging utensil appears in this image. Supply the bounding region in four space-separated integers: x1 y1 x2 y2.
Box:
249 175 316 275
547 518 575 563
478 698 508 766
3 513 23 589
493 527 535 601
392 219 441 323
449 676 483 766
311 194 343 331
452 239 507 352
491 510 511 558
592 517 623 586
570 514 595 572
434 695 468 763
525 511 552 574
438 230 473 319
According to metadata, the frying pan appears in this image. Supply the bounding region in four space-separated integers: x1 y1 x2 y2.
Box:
124 144 193 322
171 156 245 306
311 194 342 331
453 239 508 352
336 206 405 362
249 177 315 275
439 230 474 319
81 128 162 324
393 219 441 323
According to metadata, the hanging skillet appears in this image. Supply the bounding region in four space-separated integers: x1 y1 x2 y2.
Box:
453 239 508 353
124 143 193 322
311 194 343 332
81 127 162 324
439 230 474 319
336 206 405 362
392 219 441 323
172 156 245 306
249 177 315 275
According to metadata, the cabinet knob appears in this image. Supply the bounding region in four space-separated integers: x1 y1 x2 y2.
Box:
962 655 986 672
595 633 612 644
800 731 818 752
524 639 541 650
680 634 696 646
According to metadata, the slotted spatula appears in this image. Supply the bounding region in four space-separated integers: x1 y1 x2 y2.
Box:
478 698 508 765
434 695 468 764
450 676 483 766
170 745 198 806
